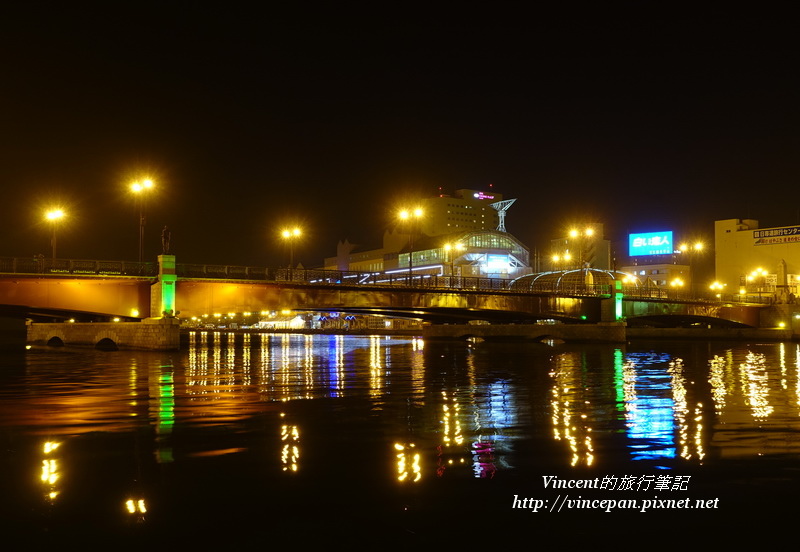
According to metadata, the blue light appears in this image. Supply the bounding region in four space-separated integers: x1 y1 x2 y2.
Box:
629 231 673 257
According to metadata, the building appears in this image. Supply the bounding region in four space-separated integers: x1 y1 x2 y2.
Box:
323 188 530 279
420 188 502 235
715 218 800 302
324 229 531 279
617 228 708 291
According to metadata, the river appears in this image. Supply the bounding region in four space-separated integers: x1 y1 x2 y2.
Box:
1 332 798 544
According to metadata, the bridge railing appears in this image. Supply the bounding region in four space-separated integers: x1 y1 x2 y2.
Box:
0 257 158 277
175 264 621 295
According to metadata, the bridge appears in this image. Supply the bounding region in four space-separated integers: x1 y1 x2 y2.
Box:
0 255 777 329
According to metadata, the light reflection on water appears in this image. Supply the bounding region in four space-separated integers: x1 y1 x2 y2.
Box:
2 334 800 540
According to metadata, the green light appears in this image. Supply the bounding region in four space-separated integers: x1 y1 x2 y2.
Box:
614 280 624 321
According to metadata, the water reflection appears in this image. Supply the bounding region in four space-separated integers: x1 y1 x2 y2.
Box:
4 335 800 538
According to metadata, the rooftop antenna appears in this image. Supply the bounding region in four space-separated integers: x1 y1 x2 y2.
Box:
490 199 516 232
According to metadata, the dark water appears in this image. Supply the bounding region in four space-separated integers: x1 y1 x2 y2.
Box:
2 332 799 544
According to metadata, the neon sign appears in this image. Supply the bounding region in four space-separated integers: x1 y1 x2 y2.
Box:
473 192 495 200
629 231 673 256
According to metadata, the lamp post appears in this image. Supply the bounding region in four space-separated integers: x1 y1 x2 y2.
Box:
444 242 464 284
45 209 65 260
568 226 595 269
281 227 302 270
678 241 704 295
398 207 423 275
551 252 572 271
131 178 154 262
747 267 769 302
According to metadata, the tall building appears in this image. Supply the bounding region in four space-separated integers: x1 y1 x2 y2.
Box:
420 189 502 236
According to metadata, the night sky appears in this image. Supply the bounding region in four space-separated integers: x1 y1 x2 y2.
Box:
2 5 798 268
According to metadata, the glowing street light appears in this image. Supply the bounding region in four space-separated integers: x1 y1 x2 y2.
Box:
568 226 595 269
44 208 65 260
709 281 726 299
443 242 465 277
398 207 424 273
281 227 302 268
677 240 705 292
131 178 155 262
551 252 572 270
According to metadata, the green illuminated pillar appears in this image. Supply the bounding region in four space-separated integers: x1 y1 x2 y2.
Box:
614 279 624 321
151 254 177 318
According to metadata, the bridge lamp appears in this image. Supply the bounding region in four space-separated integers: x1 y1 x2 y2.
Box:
44 208 66 260
131 178 155 263
281 227 302 269
398 207 424 273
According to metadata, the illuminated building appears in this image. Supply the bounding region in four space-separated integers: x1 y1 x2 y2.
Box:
715 218 800 301
619 229 694 289
324 229 530 278
419 188 503 235
324 188 531 278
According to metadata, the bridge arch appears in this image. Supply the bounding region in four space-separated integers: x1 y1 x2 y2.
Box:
95 337 119 351
46 336 65 347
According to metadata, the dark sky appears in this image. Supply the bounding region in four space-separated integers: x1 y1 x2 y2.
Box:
2 5 798 267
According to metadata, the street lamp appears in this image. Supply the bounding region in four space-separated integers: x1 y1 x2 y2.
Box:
281 227 302 268
131 178 155 262
398 207 424 274
45 208 65 260
551 252 572 271
568 226 595 269
678 240 704 292
443 242 464 278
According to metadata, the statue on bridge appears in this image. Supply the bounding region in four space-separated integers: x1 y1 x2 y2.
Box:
161 226 171 255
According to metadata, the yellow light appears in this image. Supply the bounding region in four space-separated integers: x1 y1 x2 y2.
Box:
399 207 423 220
130 309 139 317
779 322 786 328
113 317 120 322
45 209 65 221
131 178 155 193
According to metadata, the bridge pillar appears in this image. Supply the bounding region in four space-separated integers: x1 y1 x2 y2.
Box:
150 255 177 318
600 279 624 322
